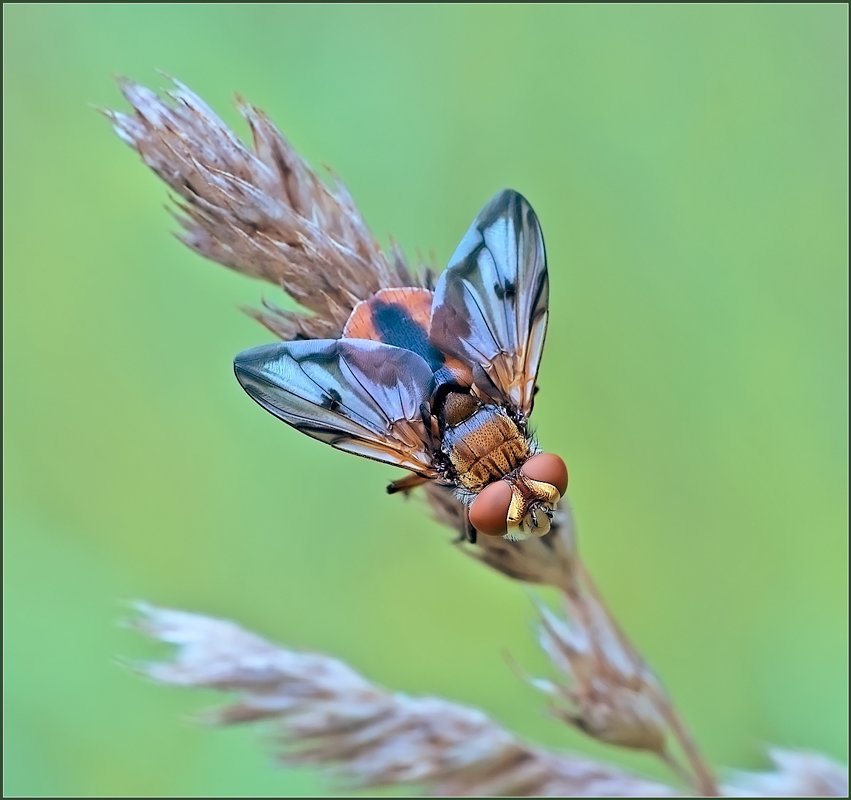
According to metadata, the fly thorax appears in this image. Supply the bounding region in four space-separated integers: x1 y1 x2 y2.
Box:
442 404 531 491
439 391 480 427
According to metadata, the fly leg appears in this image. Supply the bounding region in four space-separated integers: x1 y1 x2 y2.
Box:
387 474 429 495
419 402 440 448
462 507 478 545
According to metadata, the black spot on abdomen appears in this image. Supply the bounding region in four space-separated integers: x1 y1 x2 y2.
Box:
372 300 446 373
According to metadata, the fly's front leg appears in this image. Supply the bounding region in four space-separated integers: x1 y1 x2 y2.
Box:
387 474 430 495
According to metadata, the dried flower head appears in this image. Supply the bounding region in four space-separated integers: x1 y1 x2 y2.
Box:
107 77 420 342
132 603 848 798
532 599 666 753
724 749 849 797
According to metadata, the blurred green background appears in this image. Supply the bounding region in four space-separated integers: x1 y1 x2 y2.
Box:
4 4 847 796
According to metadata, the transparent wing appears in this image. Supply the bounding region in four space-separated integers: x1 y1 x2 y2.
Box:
429 189 548 416
234 338 437 475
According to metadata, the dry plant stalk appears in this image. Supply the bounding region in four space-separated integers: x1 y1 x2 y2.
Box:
107 79 847 797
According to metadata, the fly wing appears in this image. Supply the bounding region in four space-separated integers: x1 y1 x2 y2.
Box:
234 338 437 475
429 190 548 417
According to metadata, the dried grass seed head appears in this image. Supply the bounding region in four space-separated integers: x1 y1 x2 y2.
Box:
107 77 422 341
132 603 680 797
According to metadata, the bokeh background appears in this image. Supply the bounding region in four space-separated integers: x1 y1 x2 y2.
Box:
4 4 848 796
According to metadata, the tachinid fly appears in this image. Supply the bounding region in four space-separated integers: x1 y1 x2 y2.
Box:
234 190 567 541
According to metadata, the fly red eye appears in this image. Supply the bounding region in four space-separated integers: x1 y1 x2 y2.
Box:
521 453 568 496
469 480 513 537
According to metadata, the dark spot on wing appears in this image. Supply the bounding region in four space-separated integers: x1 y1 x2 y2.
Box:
322 388 342 411
372 299 446 373
494 279 516 303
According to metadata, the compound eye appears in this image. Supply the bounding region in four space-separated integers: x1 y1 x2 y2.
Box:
521 453 568 496
469 480 513 537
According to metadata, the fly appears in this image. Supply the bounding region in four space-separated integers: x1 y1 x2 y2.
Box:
234 190 567 541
